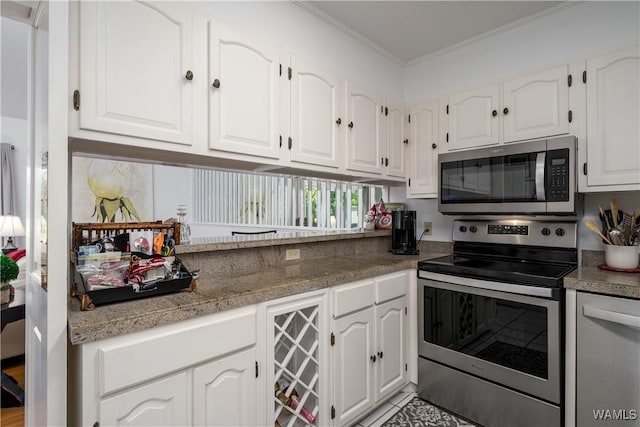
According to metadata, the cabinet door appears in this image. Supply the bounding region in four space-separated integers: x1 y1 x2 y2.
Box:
346 82 384 174
209 21 282 159
407 100 439 197
448 84 500 150
289 56 342 168
585 45 640 188
79 1 192 145
193 346 257 427
385 100 406 178
375 297 406 402
333 308 375 427
503 65 569 143
100 372 188 426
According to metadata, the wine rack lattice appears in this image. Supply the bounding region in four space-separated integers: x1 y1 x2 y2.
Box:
274 305 320 427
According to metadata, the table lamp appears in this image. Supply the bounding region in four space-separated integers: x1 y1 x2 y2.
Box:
0 215 25 254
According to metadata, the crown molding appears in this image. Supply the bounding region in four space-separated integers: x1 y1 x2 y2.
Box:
293 1 582 68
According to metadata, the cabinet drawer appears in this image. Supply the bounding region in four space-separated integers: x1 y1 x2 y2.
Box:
333 279 375 317
99 307 256 396
376 271 408 304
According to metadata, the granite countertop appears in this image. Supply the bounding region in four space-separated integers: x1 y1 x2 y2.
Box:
68 251 446 345
178 230 391 254
564 266 640 299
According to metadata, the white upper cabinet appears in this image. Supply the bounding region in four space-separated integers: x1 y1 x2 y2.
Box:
445 66 571 152
78 1 193 145
384 100 406 178
208 20 282 159
584 45 640 189
289 56 342 168
346 82 384 175
448 84 501 150
502 65 569 143
407 100 439 198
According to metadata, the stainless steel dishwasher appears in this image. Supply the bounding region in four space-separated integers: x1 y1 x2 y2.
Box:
576 292 640 426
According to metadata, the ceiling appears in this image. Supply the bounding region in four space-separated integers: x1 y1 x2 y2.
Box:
299 1 565 65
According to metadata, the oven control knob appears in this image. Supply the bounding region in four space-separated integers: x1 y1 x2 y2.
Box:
555 227 565 237
469 225 477 233
459 225 467 233
541 227 551 236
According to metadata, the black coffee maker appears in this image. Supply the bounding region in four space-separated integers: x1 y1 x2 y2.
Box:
391 210 418 255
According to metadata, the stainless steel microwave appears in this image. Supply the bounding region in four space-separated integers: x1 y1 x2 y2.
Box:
438 135 582 215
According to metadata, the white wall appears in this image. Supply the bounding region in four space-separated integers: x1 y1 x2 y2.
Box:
404 1 640 102
192 1 405 99
396 1 640 255
1 16 30 249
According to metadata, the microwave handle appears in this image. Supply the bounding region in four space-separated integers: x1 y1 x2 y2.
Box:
535 152 546 201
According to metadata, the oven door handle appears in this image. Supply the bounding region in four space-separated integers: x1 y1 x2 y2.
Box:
535 152 546 201
418 270 554 299
583 305 640 329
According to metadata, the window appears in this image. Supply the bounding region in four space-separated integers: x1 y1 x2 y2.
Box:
193 169 384 231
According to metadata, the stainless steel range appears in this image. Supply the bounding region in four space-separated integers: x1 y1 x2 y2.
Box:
418 219 577 427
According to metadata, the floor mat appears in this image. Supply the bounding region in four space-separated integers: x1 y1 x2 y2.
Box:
381 397 476 427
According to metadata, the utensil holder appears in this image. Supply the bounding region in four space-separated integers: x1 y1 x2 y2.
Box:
605 245 639 269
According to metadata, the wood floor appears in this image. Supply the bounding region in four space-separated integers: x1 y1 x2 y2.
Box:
1 356 25 427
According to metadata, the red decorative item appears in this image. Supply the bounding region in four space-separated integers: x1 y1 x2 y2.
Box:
598 264 640 273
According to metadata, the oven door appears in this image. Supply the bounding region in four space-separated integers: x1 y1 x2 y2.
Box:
418 273 561 404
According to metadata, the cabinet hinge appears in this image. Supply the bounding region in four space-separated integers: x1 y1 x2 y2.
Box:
446 132 449 143
279 64 282 77
331 405 336 419
583 162 588 176
405 307 407 315
330 332 335 346
385 106 388 116
405 363 408 372
288 67 292 80
255 361 259 378
288 136 292 150
568 110 573 123
582 70 587 84
408 114 411 123
446 104 449 115
279 135 282 148
568 74 572 87
408 178 411 187
73 90 80 111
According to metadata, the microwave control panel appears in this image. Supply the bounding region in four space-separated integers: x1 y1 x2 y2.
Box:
547 149 569 201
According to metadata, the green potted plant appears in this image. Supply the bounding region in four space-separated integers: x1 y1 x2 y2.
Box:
1 254 19 304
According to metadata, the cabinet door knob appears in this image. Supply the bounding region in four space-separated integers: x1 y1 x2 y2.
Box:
432 143 437 149
385 157 389 167
348 121 354 129
403 139 408 145
503 107 509 115
381 157 385 165
370 355 377 363
492 110 497 117
377 351 384 359
185 70 193 81
336 118 342 125
212 79 221 89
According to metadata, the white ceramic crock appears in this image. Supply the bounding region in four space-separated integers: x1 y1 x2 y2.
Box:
605 245 640 269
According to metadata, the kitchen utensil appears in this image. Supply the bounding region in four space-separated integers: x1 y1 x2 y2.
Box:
611 199 619 227
599 205 612 233
609 228 624 246
585 219 613 245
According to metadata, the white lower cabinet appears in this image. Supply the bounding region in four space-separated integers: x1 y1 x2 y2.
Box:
193 347 258 426
331 271 409 426
69 306 259 427
99 372 189 426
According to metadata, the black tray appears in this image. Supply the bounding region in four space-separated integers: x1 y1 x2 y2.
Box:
73 256 195 311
